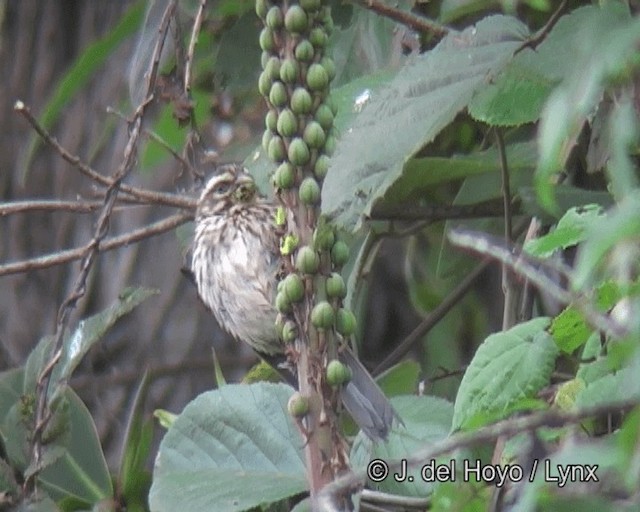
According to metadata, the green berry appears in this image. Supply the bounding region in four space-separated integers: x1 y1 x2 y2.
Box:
306 63 329 91
262 129 273 152
331 240 350 267
265 110 278 131
309 27 328 48
259 27 276 52
266 6 284 29
269 81 288 107
326 360 352 386
276 108 298 137
300 0 321 12
326 273 347 299
295 39 314 62
282 320 298 342
311 301 335 329
299 176 321 205
268 135 286 162
265 56 281 80
336 308 357 336
327 95 338 116
280 58 299 84
284 5 308 33
261 51 270 69
255 0 268 19
258 70 272 97
314 104 334 131
288 392 309 417
324 133 337 156
275 162 296 189
288 138 310 166
314 154 330 180
283 273 305 303
296 246 320 274
276 290 292 313
320 56 336 81
290 87 313 114
313 224 335 250
303 121 326 149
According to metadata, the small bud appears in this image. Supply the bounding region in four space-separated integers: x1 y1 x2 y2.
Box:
313 224 335 250
311 301 335 329
288 138 311 166
265 109 278 131
282 320 298 342
314 154 330 180
260 51 270 69
268 135 286 162
275 162 296 189
303 121 326 149
320 56 336 81
259 27 276 52
306 63 329 91
300 0 321 12
309 27 328 48
296 246 320 274
255 0 268 19
314 104 334 131
299 176 321 205
331 240 350 267
265 6 284 29
275 206 287 225
324 133 337 156
336 308 357 336
276 290 292 313
264 56 281 80
284 5 308 33
283 273 305 303
269 81 288 107
276 108 298 137
288 392 310 417
290 87 313 114
258 71 272 97
326 360 352 387
294 39 314 62
326 273 347 299
280 234 299 255
279 58 299 84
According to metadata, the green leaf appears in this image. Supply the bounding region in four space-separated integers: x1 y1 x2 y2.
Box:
149 383 306 512
576 366 640 410
20 2 145 179
535 4 640 214
48 287 157 401
38 389 113 505
550 307 593 354
321 15 529 230
452 317 557 431
351 396 453 497
524 204 605 259
573 191 640 290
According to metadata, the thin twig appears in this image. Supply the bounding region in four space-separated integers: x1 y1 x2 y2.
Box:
352 0 449 38
0 212 192 277
447 228 627 339
0 199 104 215
516 0 568 54
106 106 192 172
24 0 178 488
184 0 207 94
15 105 197 211
319 398 640 508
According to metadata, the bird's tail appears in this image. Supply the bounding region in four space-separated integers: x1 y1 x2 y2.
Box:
339 348 401 442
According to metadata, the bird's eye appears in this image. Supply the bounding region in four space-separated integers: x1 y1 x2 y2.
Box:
214 183 231 194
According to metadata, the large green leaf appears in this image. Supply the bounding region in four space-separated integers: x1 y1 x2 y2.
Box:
149 383 306 512
321 15 529 231
452 317 557 431
535 4 640 214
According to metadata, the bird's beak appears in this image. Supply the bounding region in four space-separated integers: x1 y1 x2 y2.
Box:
234 175 256 201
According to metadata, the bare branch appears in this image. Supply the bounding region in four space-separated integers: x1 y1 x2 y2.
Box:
184 0 207 94
0 199 103 215
351 0 449 38
14 103 197 211
0 212 193 277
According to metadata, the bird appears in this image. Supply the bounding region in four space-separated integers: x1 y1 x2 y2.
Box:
190 163 398 441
